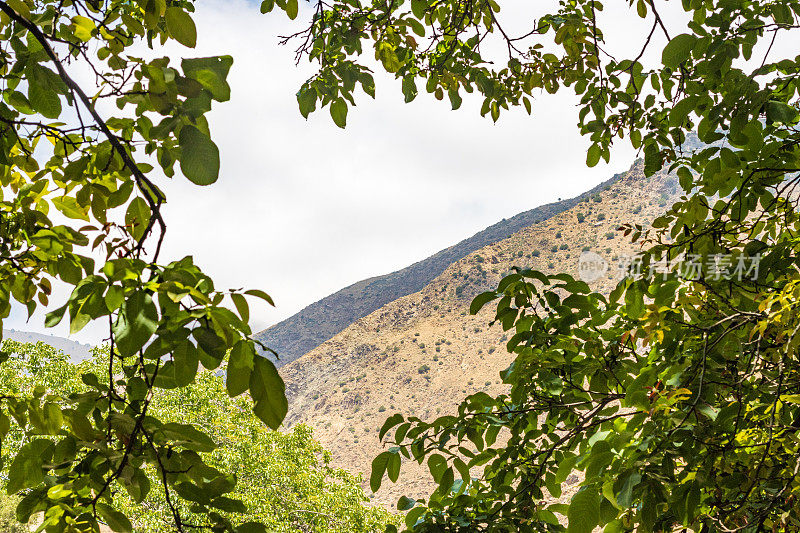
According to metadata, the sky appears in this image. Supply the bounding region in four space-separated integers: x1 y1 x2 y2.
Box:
6 0 688 344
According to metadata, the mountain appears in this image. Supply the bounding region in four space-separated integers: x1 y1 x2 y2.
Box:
255 168 636 368
2 329 94 362
277 160 680 506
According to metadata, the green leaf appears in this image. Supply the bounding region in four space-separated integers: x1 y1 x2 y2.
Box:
371 451 393 492
182 56 234 102
330 99 348 128
285 0 298 19
7 440 53 493
470 291 497 315
28 76 61 119
244 289 275 306
765 100 798 125
379 413 404 440
159 423 216 452
387 451 401 482
227 341 255 397
179 125 220 185
587 143 601 167
231 293 250 322
125 196 151 241
662 33 695 69
165 7 197 47
397 495 416 511
249 356 287 429
567 489 600 533
113 291 159 357
96 503 132 533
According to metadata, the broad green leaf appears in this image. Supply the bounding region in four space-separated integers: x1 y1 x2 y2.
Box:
165 7 197 47
397 495 415 511
330 99 348 128
28 82 61 119
662 33 696 69
285 0 298 19
470 291 497 315
249 356 287 429
96 503 132 533
182 56 234 102
125 196 151 241
244 289 275 306
113 291 159 357
371 451 393 492
7 439 53 494
567 489 600 533
227 340 255 397
179 125 220 185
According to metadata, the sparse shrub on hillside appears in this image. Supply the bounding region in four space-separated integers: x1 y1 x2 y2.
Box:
555 231 562 239
593 194 602 202
455 286 464 297
597 213 605 221
532 250 540 257
378 406 386 413
582 246 591 252
548 262 555 268
418 343 425 349
475 255 484 263
559 243 569 250
417 365 430 374
605 232 615 240
550 245 558 253
576 212 585 223
633 205 642 214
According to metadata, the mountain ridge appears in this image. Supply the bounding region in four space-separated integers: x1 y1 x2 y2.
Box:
255 166 634 367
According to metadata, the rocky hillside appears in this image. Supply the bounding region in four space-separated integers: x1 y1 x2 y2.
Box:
278 160 679 506
255 169 635 368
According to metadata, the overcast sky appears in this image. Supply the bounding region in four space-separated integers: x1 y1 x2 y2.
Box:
7 0 691 344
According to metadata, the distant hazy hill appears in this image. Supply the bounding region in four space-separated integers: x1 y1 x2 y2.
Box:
2 329 93 362
255 167 634 367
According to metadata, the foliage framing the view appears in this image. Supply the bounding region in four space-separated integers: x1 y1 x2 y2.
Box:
0 340 395 532
276 0 800 531
0 1 294 531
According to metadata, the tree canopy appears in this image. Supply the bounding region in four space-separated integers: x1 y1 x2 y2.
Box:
0 1 291 531
0 340 396 532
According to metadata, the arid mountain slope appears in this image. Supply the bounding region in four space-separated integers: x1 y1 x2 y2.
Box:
280 161 679 505
256 169 633 368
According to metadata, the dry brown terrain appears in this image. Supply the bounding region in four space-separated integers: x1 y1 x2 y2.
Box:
279 161 678 507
